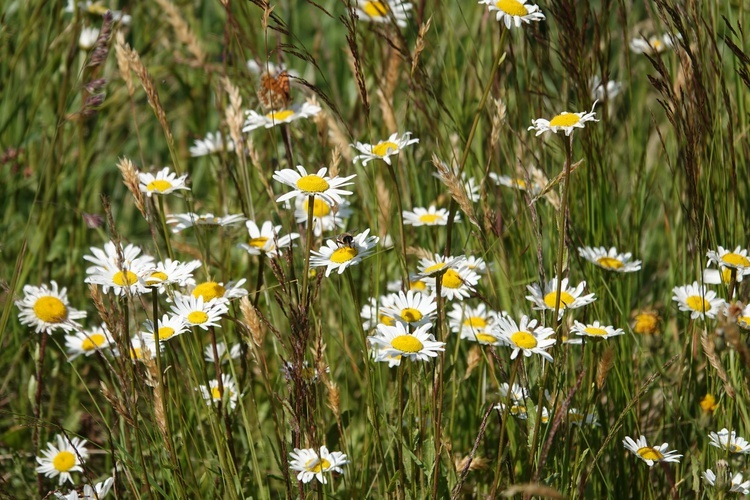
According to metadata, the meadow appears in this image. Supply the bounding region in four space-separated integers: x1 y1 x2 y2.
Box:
1 0 749 497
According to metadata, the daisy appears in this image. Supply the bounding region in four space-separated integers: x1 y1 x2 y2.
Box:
567 320 625 344
707 246 750 272
125 334 162 362
489 173 542 195
567 408 599 427
198 374 239 411
64 323 113 360
478 0 545 29
368 322 445 362
243 101 321 132
493 314 556 361
704 266 746 286
622 435 682 467
416 254 466 278
380 290 437 327
499 382 530 404
402 206 459 227
238 220 299 257
447 303 500 339
142 314 188 342
372 344 403 367
528 101 599 136
273 165 356 207
190 131 235 157
145 258 201 289
704 468 750 495
578 246 642 273
351 132 419 166
78 26 99 50
247 60 300 79
55 477 115 499
526 277 596 319
138 167 190 197
464 256 488 274
672 281 725 320
423 263 480 301
289 446 349 484
354 0 412 27
629 33 679 54
36 434 89 486
708 428 750 454
83 241 153 272
170 294 228 330
84 257 153 296
387 277 431 295
589 76 623 101
360 296 397 331
309 228 379 277
294 197 351 236
16 281 87 334
737 303 750 330
205 342 242 364
166 212 246 233
494 400 530 419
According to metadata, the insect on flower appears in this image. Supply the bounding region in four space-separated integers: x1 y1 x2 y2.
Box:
258 69 291 110
335 231 357 249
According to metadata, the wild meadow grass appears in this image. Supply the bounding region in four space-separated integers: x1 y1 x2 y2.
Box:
1 0 750 497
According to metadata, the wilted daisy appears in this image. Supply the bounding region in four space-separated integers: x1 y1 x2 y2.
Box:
78 26 99 50
351 132 419 166
494 314 556 361
707 246 750 272
354 0 412 27
402 206 458 227
55 477 115 499
529 101 598 136
672 281 725 320
243 101 321 132
629 33 679 54
239 220 299 257
143 314 188 342
368 322 445 362
64 323 113 360
708 428 750 454
478 0 545 29
205 342 242 364
589 76 623 101
703 468 750 495
166 212 246 233
289 446 349 484
526 277 596 319
190 131 235 157
198 374 239 411
578 246 642 273
16 281 87 334
145 258 201 289
170 294 228 330
310 228 379 277
448 303 501 343
381 290 437 327
274 165 356 207
138 167 190 197
294 197 351 236
623 435 682 467
568 320 624 344
36 434 89 486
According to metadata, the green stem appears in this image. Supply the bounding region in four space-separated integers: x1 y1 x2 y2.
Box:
301 195 316 307
387 162 410 288
552 136 573 333
489 357 521 498
431 273 445 499
157 196 175 261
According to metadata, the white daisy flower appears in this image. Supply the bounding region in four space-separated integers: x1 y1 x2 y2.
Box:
354 0 412 27
494 400 530 419
447 303 502 343
204 342 242 364
64 323 113 360
55 476 115 499
478 0 545 29
529 101 599 136
730 473 750 494
309 228 379 277
489 172 544 196
464 256 488 274
423 264 480 301
672 281 725 320
145 258 202 289
289 446 349 484
386 277 431 295
273 165 356 207
738 303 750 330
82 241 153 272
372 344 403 367
125 334 163 362
142 314 188 342
704 468 750 494
238 220 299 257
589 76 623 101
416 254 466 278
493 314 556 361
243 101 321 132
351 132 419 166
402 206 458 227
294 197 351 236
198 374 239 411
246 60 300 79
567 320 624 344
190 131 235 157
78 26 99 50
381 290 437 327
462 175 481 203
84 257 153 296
499 382 530 404
623 435 682 467
708 428 750 454
629 33 679 54
16 281 87 334
578 246 642 273
368 322 445 362
526 277 596 319
703 266 746 286
138 167 190 197
170 294 228 330
360 296 397 331
707 246 750 272
166 213 246 233
36 434 89 486
189 279 250 303
567 408 599 427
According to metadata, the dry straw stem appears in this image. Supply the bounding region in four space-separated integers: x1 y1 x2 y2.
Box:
126 48 175 153
240 296 264 348
463 345 482 380
489 97 507 151
376 88 398 135
328 146 342 178
700 330 735 399
596 345 615 389
153 0 206 65
405 246 433 260
221 77 245 153
411 17 432 78
116 157 146 218
114 32 135 96
432 154 480 229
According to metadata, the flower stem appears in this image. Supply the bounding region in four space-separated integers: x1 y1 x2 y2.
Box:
33 332 48 497
387 162 409 288
552 136 574 333
301 195 316 307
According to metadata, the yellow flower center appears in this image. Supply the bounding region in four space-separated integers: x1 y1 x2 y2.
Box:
248 237 269 248
330 246 358 263
685 295 710 313
296 175 330 193
494 0 528 16
146 271 169 285
157 327 175 340
187 311 209 324
266 109 295 121
700 394 718 412
192 281 226 301
304 198 331 217
728 443 742 453
513 179 527 189
211 387 223 400
418 214 442 224
549 113 581 128
400 308 423 323
652 39 663 50
380 314 396 326
147 179 173 192
130 346 146 359
476 333 497 343
410 280 427 291
739 316 750 330
583 326 608 336
113 270 139 287
509 405 526 416
81 333 106 351
423 263 446 274
391 334 424 353
372 140 399 156
510 331 537 349
596 256 624 270
634 312 659 334
543 291 575 309
305 458 332 473
441 269 463 289
464 316 487 328
52 450 76 472
637 446 663 461
721 252 750 268
33 296 68 324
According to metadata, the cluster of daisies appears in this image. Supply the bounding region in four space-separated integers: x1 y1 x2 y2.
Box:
493 383 598 427
36 433 113 498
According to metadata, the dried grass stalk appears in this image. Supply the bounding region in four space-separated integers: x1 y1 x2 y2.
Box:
153 0 206 64
114 31 135 96
411 17 432 77
596 346 615 389
116 157 146 218
432 154 480 228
